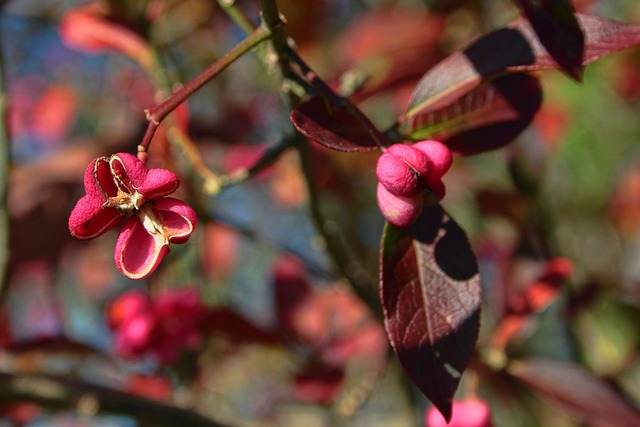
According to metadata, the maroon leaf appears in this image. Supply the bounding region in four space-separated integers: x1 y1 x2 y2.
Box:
380 204 481 421
401 73 542 155
509 359 640 427
291 96 384 152
403 14 640 122
515 0 584 80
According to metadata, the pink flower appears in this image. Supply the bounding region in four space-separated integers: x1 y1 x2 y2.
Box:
376 140 452 227
68 153 197 279
107 290 154 358
425 398 491 427
106 288 206 364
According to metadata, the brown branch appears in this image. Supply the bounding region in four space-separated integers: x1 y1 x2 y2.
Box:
0 370 231 427
138 26 271 159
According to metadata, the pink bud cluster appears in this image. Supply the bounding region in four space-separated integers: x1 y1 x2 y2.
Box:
376 140 452 227
107 288 206 364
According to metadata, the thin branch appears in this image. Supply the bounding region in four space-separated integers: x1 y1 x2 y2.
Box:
216 0 256 35
0 370 232 427
258 0 288 54
138 26 271 158
296 133 381 315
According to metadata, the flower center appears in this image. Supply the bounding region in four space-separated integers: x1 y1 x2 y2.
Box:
137 203 168 244
103 190 145 212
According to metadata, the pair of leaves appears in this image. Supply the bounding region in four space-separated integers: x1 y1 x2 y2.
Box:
401 13 640 153
293 14 640 155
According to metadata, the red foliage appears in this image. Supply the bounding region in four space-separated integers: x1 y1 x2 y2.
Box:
59 2 152 67
274 255 387 403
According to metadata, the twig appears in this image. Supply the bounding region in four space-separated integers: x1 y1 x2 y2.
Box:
216 0 256 35
138 26 271 160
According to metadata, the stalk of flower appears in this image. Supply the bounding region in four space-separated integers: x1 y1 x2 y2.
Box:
68 153 197 279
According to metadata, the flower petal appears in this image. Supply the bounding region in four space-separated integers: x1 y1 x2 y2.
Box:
153 198 198 244
92 156 119 197
81 157 114 198
140 169 180 199
110 153 147 194
69 193 123 239
115 216 169 279
110 153 179 198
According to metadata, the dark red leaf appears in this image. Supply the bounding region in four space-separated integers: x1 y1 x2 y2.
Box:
380 204 481 421
509 359 640 427
515 0 584 80
291 96 384 152
403 14 640 122
401 73 542 155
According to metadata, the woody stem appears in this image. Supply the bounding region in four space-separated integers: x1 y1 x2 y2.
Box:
137 26 271 160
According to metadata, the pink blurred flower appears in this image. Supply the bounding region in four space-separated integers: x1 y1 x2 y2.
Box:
68 153 197 279
107 288 206 364
376 140 452 226
425 398 491 427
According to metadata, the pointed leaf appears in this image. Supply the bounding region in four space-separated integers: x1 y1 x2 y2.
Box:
509 359 640 427
515 0 584 80
380 204 481 421
291 96 383 152
404 14 640 120
402 73 542 154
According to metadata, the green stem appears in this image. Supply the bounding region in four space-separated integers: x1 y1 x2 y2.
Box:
258 0 288 53
216 0 256 35
139 26 271 154
0 26 10 301
296 133 381 315
256 0 378 308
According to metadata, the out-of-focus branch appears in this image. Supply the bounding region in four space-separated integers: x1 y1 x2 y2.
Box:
0 370 231 427
0 22 10 301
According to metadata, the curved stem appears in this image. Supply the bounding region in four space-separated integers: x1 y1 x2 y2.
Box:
138 26 271 158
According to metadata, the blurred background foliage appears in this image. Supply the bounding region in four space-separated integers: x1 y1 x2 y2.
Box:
2 0 640 426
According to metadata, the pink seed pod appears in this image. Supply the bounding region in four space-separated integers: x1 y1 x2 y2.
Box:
425 398 491 427
412 140 452 183
377 183 423 227
377 144 432 197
